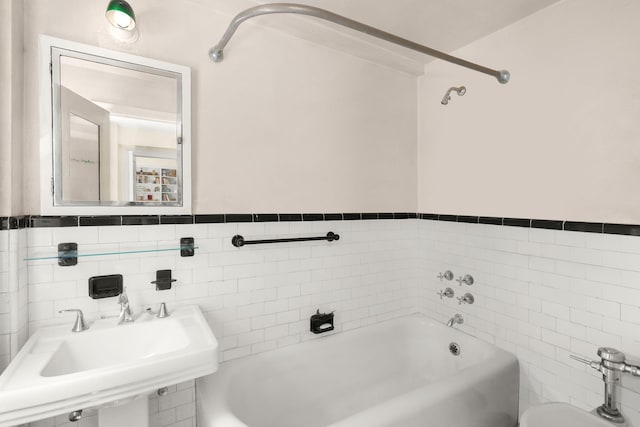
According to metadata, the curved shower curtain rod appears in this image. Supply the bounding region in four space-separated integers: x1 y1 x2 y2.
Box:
209 3 510 84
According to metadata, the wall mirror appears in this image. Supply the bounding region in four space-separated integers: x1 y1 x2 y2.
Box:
40 36 191 215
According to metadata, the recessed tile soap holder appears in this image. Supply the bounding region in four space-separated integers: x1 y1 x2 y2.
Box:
310 309 334 334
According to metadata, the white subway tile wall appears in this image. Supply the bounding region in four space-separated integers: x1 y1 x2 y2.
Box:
0 230 8 370
419 220 640 426
0 229 28 372
13 218 640 426
24 220 421 427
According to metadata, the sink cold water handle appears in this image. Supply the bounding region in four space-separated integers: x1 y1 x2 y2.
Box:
59 309 89 332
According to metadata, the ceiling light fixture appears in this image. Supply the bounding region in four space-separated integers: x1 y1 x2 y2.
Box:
106 0 136 31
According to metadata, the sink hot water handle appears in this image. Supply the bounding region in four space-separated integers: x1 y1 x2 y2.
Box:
59 309 89 332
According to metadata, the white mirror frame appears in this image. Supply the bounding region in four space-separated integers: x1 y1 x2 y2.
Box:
39 35 192 215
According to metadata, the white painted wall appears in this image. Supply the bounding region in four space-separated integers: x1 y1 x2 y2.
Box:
0 0 24 217
22 0 418 215
418 0 640 223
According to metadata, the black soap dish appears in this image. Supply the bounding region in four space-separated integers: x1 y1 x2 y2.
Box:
310 309 334 334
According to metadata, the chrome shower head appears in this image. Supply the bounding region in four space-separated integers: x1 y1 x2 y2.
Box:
441 86 466 105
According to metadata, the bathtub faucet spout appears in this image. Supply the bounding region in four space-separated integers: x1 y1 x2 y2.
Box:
447 314 464 327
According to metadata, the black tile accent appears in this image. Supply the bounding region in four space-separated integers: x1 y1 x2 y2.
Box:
503 218 531 228
564 221 603 233
225 214 253 223
324 213 343 221
159 215 194 225
343 213 361 221
394 213 410 219
15 213 640 240
604 223 640 236
253 214 279 222
458 216 479 224
80 216 122 226
29 216 79 228
279 214 302 222
531 219 563 230
122 215 160 226
194 214 225 224
1 216 27 230
479 216 502 225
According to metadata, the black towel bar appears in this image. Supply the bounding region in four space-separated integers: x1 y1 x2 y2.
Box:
232 232 339 248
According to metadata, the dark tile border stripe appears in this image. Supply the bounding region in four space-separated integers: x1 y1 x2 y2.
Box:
419 214 614 236
564 221 603 233
479 216 502 225
79 216 122 226
531 219 563 230
603 223 640 236
458 216 479 224
122 215 161 226
503 218 531 228
194 214 224 224
2 213 639 238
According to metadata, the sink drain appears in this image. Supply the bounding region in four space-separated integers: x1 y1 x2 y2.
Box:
449 342 461 356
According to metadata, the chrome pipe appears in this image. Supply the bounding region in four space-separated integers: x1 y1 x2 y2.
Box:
209 3 510 84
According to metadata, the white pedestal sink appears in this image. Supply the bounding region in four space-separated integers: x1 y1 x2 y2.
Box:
0 305 218 426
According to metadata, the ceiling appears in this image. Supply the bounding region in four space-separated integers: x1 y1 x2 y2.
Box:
210 0 563 74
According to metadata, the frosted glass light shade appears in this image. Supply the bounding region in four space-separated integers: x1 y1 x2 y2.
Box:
106 0 136 31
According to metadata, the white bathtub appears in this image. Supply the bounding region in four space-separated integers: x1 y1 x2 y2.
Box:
197 314 519 427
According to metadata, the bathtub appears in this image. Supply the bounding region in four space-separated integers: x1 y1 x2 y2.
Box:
197 314 519 427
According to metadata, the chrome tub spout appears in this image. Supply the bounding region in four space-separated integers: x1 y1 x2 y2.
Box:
447 314 464 327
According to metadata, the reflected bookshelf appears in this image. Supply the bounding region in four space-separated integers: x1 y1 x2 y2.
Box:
136 168 177 203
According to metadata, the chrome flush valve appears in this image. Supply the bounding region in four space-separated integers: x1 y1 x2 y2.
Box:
570 347 640 424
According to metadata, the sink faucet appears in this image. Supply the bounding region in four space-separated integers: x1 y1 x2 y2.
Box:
117 289 134 324
447 314 464 327
571 347 640 424
59 309 89 332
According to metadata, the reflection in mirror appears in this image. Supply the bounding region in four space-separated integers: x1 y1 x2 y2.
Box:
64 113 101 201
44 38 190 213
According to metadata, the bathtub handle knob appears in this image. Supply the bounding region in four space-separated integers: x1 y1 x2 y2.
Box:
457 293 475 305
437 270 454 281
456 274 474 286
437 287 455 299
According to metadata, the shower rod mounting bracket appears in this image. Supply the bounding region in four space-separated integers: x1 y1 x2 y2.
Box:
209 3 510 84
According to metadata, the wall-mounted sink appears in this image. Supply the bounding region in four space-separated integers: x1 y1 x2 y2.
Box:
0 305 218 426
